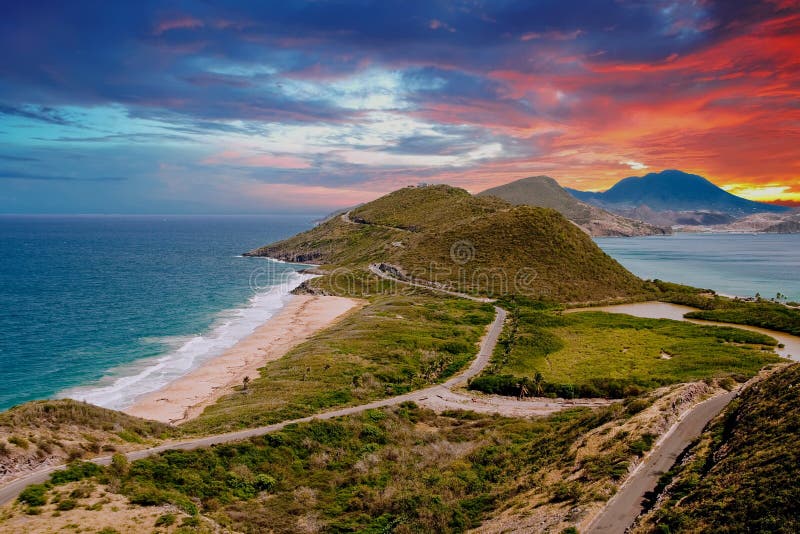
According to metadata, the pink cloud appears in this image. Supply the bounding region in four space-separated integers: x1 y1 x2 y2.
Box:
154 16 204 35
203 151 312 169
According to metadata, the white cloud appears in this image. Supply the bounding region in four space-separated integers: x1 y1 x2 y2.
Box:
621 160 648 170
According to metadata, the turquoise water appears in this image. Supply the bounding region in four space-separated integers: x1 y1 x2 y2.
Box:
595 233 800 301
0 215 315 411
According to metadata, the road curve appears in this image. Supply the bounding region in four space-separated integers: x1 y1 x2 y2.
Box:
368 263 494 303
586 391 736 534
0 275 506 508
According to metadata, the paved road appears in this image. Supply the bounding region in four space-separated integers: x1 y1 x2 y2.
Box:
586 391 736 534
369 263 495 303
0 277 506 508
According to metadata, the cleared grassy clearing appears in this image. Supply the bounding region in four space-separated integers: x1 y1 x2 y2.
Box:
182 293 495 434
471 299 781 398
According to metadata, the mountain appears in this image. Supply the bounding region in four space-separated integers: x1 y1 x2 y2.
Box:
478 175 670 236
246 184 647 302
567 170 790 221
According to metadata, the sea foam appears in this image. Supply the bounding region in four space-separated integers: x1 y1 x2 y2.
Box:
60 270 313 410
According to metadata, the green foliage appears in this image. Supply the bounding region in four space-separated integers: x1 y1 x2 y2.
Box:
685 300 800 337
246 184 645 302
8 435 29 449
400 205 647 301
471 302 780 399
56 498 78 511
50 461 103 485
551 481 584 503
644 364 800 533
104 404 614 533
18 484 48 506
0 399 175 439
154 513 176 527
351 184 507 233
183 294 494 434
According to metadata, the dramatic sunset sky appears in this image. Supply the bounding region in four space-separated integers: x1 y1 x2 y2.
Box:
1 0 798 213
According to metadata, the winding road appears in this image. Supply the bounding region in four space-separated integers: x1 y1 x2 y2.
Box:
585 391 736 534
0 270 506 508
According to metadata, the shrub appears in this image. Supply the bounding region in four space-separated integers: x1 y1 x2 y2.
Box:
155 513 177 527
551 481 583 503
50 461 102 485
9 435 30 449
57 498 78 511
18 484 48 506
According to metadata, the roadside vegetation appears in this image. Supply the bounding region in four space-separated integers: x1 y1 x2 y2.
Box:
182 291 494 434
7 402 662 533
0 400 177 485
650 280 800 336
635 364 800 533
470 297 781 399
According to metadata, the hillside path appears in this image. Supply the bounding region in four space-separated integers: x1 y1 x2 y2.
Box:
585 391 735 534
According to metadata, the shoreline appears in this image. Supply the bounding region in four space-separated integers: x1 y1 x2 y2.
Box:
124 294 362 424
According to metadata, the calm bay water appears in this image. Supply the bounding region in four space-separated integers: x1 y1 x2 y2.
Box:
595 233 800 301
0 215 315 411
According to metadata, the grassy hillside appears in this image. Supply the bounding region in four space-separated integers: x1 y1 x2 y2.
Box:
246 185 647 302
350 184 506 232
469 297 781 399
7 402 657 533
400 205 648 301
480 176 597 223
0 400 176 484
636 364 800 533
479 176 669 237
244 214 405 265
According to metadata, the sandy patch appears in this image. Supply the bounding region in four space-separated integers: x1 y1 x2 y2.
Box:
124 295 361 424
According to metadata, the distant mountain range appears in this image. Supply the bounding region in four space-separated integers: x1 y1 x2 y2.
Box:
566 170 792 228
567 170 789 215
479 176 670 237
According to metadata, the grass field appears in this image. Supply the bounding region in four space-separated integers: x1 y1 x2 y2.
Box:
182 291 495 434
470 298 782 398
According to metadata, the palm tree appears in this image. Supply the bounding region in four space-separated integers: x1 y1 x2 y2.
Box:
532 371 545 397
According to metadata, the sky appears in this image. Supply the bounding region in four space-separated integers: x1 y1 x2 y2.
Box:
1 0 799 214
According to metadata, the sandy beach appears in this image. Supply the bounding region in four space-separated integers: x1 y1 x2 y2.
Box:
124 294 362 424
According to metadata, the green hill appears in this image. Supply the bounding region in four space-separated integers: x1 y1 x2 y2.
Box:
479 176 669 237
637 364 800 533
246 184 646 302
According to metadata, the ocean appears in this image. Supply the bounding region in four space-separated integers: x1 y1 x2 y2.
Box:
0 215 315 412
595 233 800 301
2 221 798 413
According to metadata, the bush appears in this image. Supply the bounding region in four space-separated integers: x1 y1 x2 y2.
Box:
9 435 29 449
155 513 177 527
50 461 102 485
56 498 78 511
18 484 48 506
551 481 583 503
128 485 168 506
